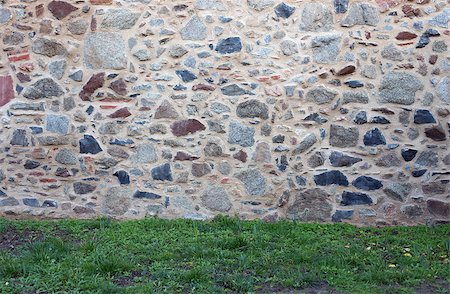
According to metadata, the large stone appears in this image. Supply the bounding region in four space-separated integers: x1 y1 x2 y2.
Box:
287 188 332 221
292 133 317 155
79 135 103 154
415 150 439 167
151 163 173 181
311 33 342 64
181 16 207 40
131 143 157 163
23 78 64 99
202 185 232 212
171 119 206 136
84 33 127 70
299 3 333 32
215 37 242 54
383 183 411 202
329 125 359 147
0 75 14 107
414 109 436 124
55 149 77 165
341 3 379 27
379 72 423 105
228 121 255 147
236 99 269 119
101 9 140 30
427 199 450 218
102 187 132 215
48 1 78 20
235 169 267 196
314 170 349 186
352 176 383 191
32 38 67 57
305 85 338 104
341 191 373 206
329 151 362 167
47 114 70 135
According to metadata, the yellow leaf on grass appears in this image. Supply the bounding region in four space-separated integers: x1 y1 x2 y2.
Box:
388 264 396 268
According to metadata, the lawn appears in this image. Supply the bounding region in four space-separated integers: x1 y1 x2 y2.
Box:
0 217 448 294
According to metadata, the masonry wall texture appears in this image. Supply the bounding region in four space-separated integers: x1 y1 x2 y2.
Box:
0 0 449 225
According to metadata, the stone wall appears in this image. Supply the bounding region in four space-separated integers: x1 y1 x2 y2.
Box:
0 0 448 225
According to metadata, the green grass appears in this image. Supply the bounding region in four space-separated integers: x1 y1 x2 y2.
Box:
0 217 448 294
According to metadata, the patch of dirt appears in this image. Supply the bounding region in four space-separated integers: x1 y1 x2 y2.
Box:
0 228 44 251
255 281 343 294
112 270 152 287
414 279 450 294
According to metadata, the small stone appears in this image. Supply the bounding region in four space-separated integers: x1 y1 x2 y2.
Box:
133 49 151 61
235 168 267 196
287 188 332 221
341 191 373 206
423 181 447 195
395 31 418 40
108 107 131 119
299 3 333 32
252 142 271 163
69 70 83 82
383 183 411 201
425 126 446 141
48 1 78 20
307 151 325 168
10 129 28 146
306 85 338 105
432 40 448 53
48 60 66 80
103 187 132 215
233 150 248 162
221 84 254 96
401 149 417 162
228 121 255 147
330 125 359 147
292 133 317 155
23 78 64 99
334 0 349 13
401 204 424 218
68 19 88 35
133 191 162 199
336 65 356 76
175 151 200 160
113 170 130 185
151 163 173 181
414 109 436 124
379 72 423 105
154 100 179 119
55 149 77 165
375 152 401 167
195 0 226 11
191 162 212 177
181 15 207 40
24 160 40 169
42 200 58 208
215 37 242 54
280 40 298 56
47 114 70 135
381 43 403 61
361 65 377 79
101 9 140 30
341 3 379 27
84 32 126 69
32 38 67 57
0 8 12 25
73 182 96 194
274 3 295 18
329 151 362 167
201 185 232 212
176 70 197 83
363 128 386 146
370 116 390 124
171 119 206 136
314 170 349 186
236 99 269 119
79 135 102 154
168 45 188 58
352 176 383 191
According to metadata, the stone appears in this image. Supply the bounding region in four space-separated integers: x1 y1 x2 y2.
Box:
79 135 103 154
0 8 12 25
48 1 78 20
369 116 390 124
342 91 369 104
236 99 269 119
176 70 197 83
292 133 317 155
73 182 96 194
192 162 212 177
401 204 424 218
47 114 70 135
401 149 417 162
299 3 333 32
330 125 359 147
23 78 64 99
69 70 83 82
0 75 14 107
24 160 40 169
175 151 200 160
341 3 379 27
336 65 356 76
415 150 439 167
109 79 127 96
48 60 66 80
101 9 140 30
133 49 151 61
133 191 162 199
375 152 401 167
131 143 157 163
345 80 364 88
253 142 271 163
436 77 449 104
168 45 188 58
68 19 89 35
221 84 254 96
247 0 274 11
154 100 179 119
416 29 440 49
10 129 28 146
80 73 105 101
383 183 411 201
23 198 40 207
42 200 58 208
422 181 447 195
113 170 130 185
55 149 77 165
341 191 373 206
361 65 377 79
108 107 131 119
306 86 338 105
235 169 267 196
181 16 207 40
0 197 19 206
102 187 132 215
314 170 349 186
280 40 298 56
201 185 232 212
396 31 417 40
414 109 436 124
151 163 173 181
427 199 449 218
171 119 206 136
352 176 383 191
425 126 446 141
228 121 255 147
274 3 295 18
233 150 248 163
334 0 349 13
363 128 386 146
381 44 403 61
311 33 342 64
84 32 126 69
379 72 423 105
215 37 242 54
32 38 67 57
195 0 226 11
329 151 362 167
307 151 325 168
287 188 332 221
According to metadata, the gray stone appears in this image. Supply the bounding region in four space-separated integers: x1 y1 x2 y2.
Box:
221 84 254 96
381 44 403 61
228 121 255 147
195 0 226 11
131 143 158 164
252 142 271 163
401 204 424 218
10 129 28 146
247 0 274 11
235 169 267 196
375 152 401 167
236 99 269 119
67 19 88 35
181 16 207 41
32 38 67 57
10 102 45 111
46 114 70 135
342 91 369 104
306 85 338 105
102 187 132 216
0 8 12 25
133 49 151 61
299 3 333 32
201 185 232 212
379 72 423 105
211 102 230 114
55 149 77 165
192 162 212 177
204 141 223 157
99 122 120 135
69 70 83 82
49 60 66 80
341 3 379 27
73 182 96 195
383 183 411 202
292 133 317 155
330 124 359 147
101 9 141 30
436 76 449 104
361 65 377 79
334 0 349 13
84 32 127 70
432 40 447 53
307 151 325 168
329 151 362 167
415 150 439 167
287 188 332 221
280 40 298 56
0 197 19 206
168 45 188 58
23 78 64 99
311 33 342 64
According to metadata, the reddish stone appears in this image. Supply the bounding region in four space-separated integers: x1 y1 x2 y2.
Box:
191 162 212 177
7 49 30 62
233 150 247 163
427 199 449 217
375 0 404 12
90 0 113 4
79 72 105 101
0 75 14 107
336 65 356 76
90 15 97 31
40 178 57 183
48 1 78 20
425 126 446 141
429 55 438 64
108 107 131 118
155 100 179 119
109 78 127 96
402 5 420 17
29 171 44 177
170 119 206 136
174 151 199 161
192 84 216 91
36 4 45 17
395 31 418 40
100 105 117 109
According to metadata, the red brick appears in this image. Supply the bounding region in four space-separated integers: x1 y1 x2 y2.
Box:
0 75 14 107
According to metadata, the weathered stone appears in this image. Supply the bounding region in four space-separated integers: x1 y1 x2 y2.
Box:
401 204 424 218
79 73 105 101
235 169 267 196
69 70 83 82
131 143 157 163
32 38 67 57
0 75 14 107
396 31 417 40
113 170 130 185
0 197 19 206
84 32 126 69
181 16 207 40
332 210 353 222
176 70 197 83
414 109 436 124
133 191 162 199
363 128 386 146
330 125 359 147
171 119 206 136
274 3 295 18
427 199 449 218
375 152 401 167
352 176 383 191
24 160 40 169
236 99 269 119
425 126 446 141
215 37 242 54
233 150 248 163
23 198 40 207
73 182 96 194
341 3 379 27
342 91 369 104
292 133 317 155
221 84 254 96
311 33 342 64
55 149 77 165
287 188 332 221
329 151 362 167
48 60 66 80
102 187 132 215
228 121 255 147
151 163 173 181
334 0 349 13
379 72 423 105
253 142 271 163
381 43 403 61
168 45 188 58
192 162 212 177
154 100 179 119
280 40 298 56
383 183 411 201
68 19 88 35
0 8 12 25
48 1 78 20
202 185 232 212
401 149 417 162
10 129 28 146
247 0 274 11
101 9 140 30
423 181 447 195
306 86 338 105
341 191 373 206
415 150 439 167
23 78 64 99
195 0 226 11
307 151 325 168
47 114 70 135
314 170 349 186
299 3 333 32
79 135 103 154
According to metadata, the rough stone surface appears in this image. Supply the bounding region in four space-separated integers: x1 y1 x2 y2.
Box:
201 185 232 212
311 33 342 64
341 3 379 27
299 3 333 32
101 9 140 30
84 33 126 69
228 121 255 147
102 187 132 215
329 125 359 147
236 99 269 119
235 169 267 196
306 86 338 105
181 16 207 40
379 72 424 105
23 78 64 100
287 188 332 221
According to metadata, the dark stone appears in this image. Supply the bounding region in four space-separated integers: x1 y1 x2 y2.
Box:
10 129 28 146
352 176 383 191
295 176 307 186
48 1 78 20
176 70 197 82
233 150 248 162
133 191 162 199
363 128 386 146
80 135 103 154
412 169 427 177
427 199 449 217
110 139 134 146
329 151 362 167
396 31 417 40
422 181 447 195
151 163 173 181
215 37 242 54
334 0 349 13
369 116 390 124
55 167 71 177
24 160 41 169
272 134 285 143
416 29 440 49
113 170 130 185
274 2 295 18
401 204 423 218
42 200 58 208
314 170 349 186
401 148 418 162
23 198 40 207
345 80 364 88
0 197 19 206
332 210 353 222
191 162 212 177
286 188 333 221
307 151 325 168
108 107 131 119
354 111 367 124
174 151 199 161
336 65 355 76
236 99 269 119
276 155 288 171
425 126 446 141
221 84 254 96
414 109 436 124
79 73 105 101
304 113 328 124
73 182 96 194
109 78 127 95
171 119 206 136
341 191 373 206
